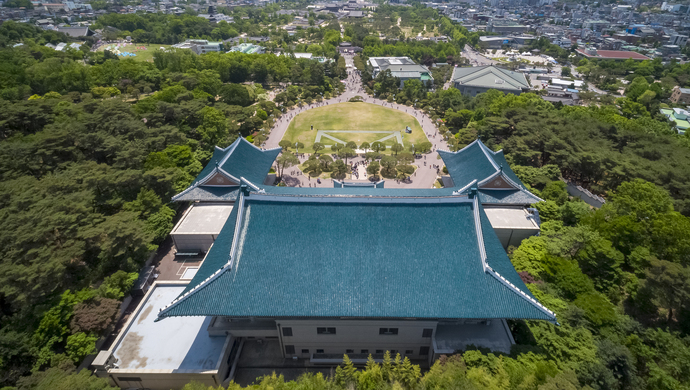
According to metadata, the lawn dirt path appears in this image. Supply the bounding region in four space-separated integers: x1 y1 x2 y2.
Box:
265 53 449 189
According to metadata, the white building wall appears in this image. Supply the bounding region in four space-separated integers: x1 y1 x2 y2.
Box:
276 319 437 360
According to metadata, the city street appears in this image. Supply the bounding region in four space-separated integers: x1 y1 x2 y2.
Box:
264 54 449 189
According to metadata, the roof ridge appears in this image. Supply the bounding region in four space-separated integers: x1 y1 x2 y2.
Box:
486 266 557 322
473 197 556 322
477 141 500 171
457 68 498 84
437 138 480 155
493 66 529 87
157 192 248 321
453 65 490 80
472 195 489 272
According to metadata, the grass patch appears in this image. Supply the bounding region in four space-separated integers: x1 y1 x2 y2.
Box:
283 102 428 155
96 43 172 62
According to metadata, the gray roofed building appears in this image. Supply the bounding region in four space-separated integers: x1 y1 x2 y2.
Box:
56 26 95 37
369 57 433 87
452 65 530 96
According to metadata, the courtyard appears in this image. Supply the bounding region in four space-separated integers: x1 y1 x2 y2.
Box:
282 102 429 154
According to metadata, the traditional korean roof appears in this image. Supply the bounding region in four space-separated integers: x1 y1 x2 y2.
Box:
157 184 556 323
452 65 529 92
172 138 281 202
438 139 542 205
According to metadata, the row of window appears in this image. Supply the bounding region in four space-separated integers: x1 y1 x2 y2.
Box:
282 327 433 338
285 346 430 356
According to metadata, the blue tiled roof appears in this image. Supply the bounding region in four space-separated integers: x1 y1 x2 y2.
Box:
173 138 281 202
158 191 556 323
439 140 541 205
478 189 541 205
173 186 240 202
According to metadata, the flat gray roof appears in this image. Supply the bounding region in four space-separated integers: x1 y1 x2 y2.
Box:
172 204 234 235
111 284 227 371
484 207 540 230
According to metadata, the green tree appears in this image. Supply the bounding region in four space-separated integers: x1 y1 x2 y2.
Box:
330 159 348 179
346 141 358 150
367 161 381 179
312 142 325 155
371 141 386 153
65 333 97 363
391 143 404 155
380 156 398 178
275 153 299 178
331 143 343 153
319 154 333 170
338 147 356 164
279 140 292 151
643 259 690 323
360 142 371 152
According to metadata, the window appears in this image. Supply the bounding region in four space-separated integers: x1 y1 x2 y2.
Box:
285 345 295 355
317 327 336 335
316 349 324 353
346 349 354 353
361 349 369 354
422 328 433 338
405 350 413 354
282 327 293 337
375 350 384 354
301 349 309 354
420 346 430 356
379 328 398 335
118 377 142 382
390 350 398 355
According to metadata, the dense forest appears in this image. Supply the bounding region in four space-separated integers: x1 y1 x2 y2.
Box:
0 20 345 388
1 6 690 389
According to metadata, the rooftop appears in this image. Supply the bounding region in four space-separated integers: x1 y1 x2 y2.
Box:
157 189 556 323
575 48 651 60
110 284 228 371
452 65 529 91
172 204 234 234
484 207 540 230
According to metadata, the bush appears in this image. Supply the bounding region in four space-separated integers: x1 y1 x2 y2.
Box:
573 292 619 327
65 333 97 363
70 298 120 334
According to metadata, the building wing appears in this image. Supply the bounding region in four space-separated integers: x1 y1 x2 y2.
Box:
438 139 542 205
172 138 281 202
157 186 556 323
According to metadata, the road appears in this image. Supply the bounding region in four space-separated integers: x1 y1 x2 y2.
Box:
265 54 449 189
461 45 499 67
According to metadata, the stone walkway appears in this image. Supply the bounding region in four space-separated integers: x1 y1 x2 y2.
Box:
264 54 449 189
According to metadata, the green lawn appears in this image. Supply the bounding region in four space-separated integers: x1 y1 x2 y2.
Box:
97 43 172 62
283 102 428 154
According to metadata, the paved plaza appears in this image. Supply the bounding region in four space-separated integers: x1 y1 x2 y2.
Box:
265 54 450 189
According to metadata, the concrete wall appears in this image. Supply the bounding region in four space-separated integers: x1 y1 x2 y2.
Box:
493 228 540 249
171 233 217 253
454 84 522 97
563 180 605 208
276 319 437 360
109 371 221 390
